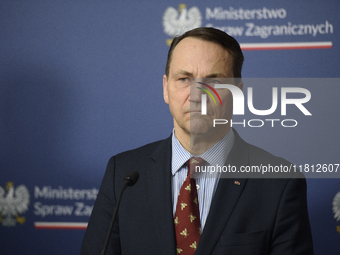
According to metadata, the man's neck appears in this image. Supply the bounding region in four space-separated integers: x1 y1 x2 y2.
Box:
175 126 231 155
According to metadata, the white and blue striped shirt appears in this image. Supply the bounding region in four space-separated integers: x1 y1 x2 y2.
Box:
171 129 235 231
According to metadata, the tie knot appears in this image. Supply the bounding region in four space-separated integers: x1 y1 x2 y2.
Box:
188 157 206 176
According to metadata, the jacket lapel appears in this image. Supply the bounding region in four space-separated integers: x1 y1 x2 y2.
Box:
146 137 177 255
196 129 249 255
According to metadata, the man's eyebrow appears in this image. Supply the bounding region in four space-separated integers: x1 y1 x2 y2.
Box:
173 70 227 78
174 70 193 76
205 73 227 78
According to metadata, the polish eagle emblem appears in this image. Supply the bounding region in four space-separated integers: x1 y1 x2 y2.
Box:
0 182 30 227
333 191 340 222
163 4 202 45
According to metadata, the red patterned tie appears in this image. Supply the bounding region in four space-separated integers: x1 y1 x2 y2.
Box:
174 157 204 255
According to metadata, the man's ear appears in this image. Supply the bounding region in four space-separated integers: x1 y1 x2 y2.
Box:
163 74 169 104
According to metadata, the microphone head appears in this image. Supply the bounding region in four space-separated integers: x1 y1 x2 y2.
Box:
124 171 139 186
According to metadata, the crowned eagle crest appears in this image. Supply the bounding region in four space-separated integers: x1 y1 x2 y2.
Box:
163 4 202 45
0 182 30 227
333 191 340 222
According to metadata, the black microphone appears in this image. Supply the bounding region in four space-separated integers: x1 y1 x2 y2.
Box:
124 171 139 186
101 171 139 255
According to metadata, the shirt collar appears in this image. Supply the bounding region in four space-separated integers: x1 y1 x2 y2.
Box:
171 128 235 176
171 131 191 176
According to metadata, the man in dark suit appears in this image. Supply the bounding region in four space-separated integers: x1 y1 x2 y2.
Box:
81 27 313 254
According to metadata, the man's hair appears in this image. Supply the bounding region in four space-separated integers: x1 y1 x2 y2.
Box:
165 27 244 78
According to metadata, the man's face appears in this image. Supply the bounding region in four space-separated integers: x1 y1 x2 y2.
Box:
163 37 239 139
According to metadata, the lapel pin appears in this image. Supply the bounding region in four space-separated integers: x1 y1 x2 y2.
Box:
234 181 241 185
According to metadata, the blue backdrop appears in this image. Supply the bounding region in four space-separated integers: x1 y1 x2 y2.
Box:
1 1 339 254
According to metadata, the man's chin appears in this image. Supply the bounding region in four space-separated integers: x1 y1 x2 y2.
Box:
189 120 213 135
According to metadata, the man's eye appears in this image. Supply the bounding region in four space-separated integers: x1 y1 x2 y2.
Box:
179 78 189 82
208 79 222 84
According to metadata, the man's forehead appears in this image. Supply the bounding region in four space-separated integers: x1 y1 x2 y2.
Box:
173 37 229 55
169 37 233 75
169 47 231 77
173 69 228 78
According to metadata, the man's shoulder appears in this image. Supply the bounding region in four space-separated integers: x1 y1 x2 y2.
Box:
233 128 291 165
232 129 303 178
113 136 171 161
106 136 172 181
247 142 291 165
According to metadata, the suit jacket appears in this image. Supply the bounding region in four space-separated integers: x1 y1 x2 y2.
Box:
81 129 313 254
